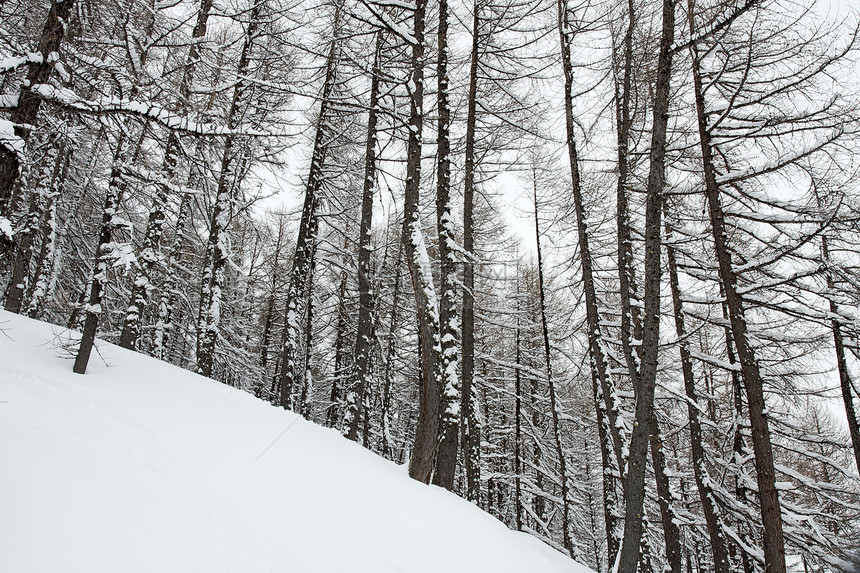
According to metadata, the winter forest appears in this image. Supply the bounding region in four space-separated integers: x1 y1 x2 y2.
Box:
2 0 860 569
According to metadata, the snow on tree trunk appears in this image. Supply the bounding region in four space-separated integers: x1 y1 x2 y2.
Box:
664 205 731 573
74 133 129 374
5 146 66 313
533 184 575 559
118 0 215 351
690 23 787 573
616 0 674 569
0 0 75 218
460 0 481 503
556 1 623 564
431 0 461 491
196 2 261 377
401 0 443 485
277 4 341 409
344 30 384 441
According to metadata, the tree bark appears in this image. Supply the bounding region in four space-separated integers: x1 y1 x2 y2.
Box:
533 183 574 557
689 13 786 571
617 0 675 569
196 5 261 377
403 0 442 484
344 30 384 440
557 0 623 564
74 132 128 374
664 206 730 573
278 6 341 408
460 0 482 503
118 0 215 350
0 0 76 217
431 0 461 490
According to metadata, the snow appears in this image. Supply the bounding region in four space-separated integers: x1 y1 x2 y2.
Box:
0 119 25 160
0 310 593 573
0 216 12 241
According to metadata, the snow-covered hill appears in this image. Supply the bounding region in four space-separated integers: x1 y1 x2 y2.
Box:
0 311 593 573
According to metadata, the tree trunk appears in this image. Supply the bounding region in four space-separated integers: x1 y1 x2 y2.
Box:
617 0 674 569
821 234 860 476
557 0 623 564
118 0 215 350
664 206 730 573
25 146 70 318
196 5 260 377
431 0 461 490
460 0 482 503
689 14 786 571
4 145 68 313
534 182 574 558
278 7 341 408
0 0 75 217
74 132 128 374
344 30 383 440
381 239 403 458
403 0 442 484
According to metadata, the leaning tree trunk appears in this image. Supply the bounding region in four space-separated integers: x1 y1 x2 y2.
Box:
690 19 786 573
533 184 575 558
513 276 523 529
820 235 860 476
277 7 341 409
380 239 403 459
25 146 70 318
431 0 461 490
5 144 69 313
402 0 442 485
617 0 674 570
460 0 482 502
344 30 384 440
0 0 75 218
73 132 129 374
613 0 681 568
556 0 623 564
664 206 730 573
118 0 215 350
196 4 260 377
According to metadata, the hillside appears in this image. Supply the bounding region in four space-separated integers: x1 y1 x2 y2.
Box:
0 310 592 573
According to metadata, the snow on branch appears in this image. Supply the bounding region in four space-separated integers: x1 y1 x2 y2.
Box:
30 84 277 137
0 53 44 74
355 0 417 46
0 119 25 160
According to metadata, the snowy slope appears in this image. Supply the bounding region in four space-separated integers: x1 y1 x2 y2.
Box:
0 311 593 573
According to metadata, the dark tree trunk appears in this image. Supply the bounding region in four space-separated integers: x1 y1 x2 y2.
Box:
152 194 191 361
344 30 383 440
533 188 574 557
74 133 128 374
514 283 523 530
460 0 482 503
689 17 786 572
380 240 403 458
278 8 341 409
821 235 860 476
0 0 75 217
403 0 441 484
4 145 68 313
119 0 215 350
665 207 730 573
618 0 675 569
431 0 460 491
557 0 623 563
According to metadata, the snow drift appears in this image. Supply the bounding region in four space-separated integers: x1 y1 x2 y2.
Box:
0 310 593 573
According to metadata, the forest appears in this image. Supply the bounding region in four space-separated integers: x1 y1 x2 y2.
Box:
1 0 859 570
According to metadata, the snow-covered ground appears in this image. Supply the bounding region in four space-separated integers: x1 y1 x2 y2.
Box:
0 310 593 573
